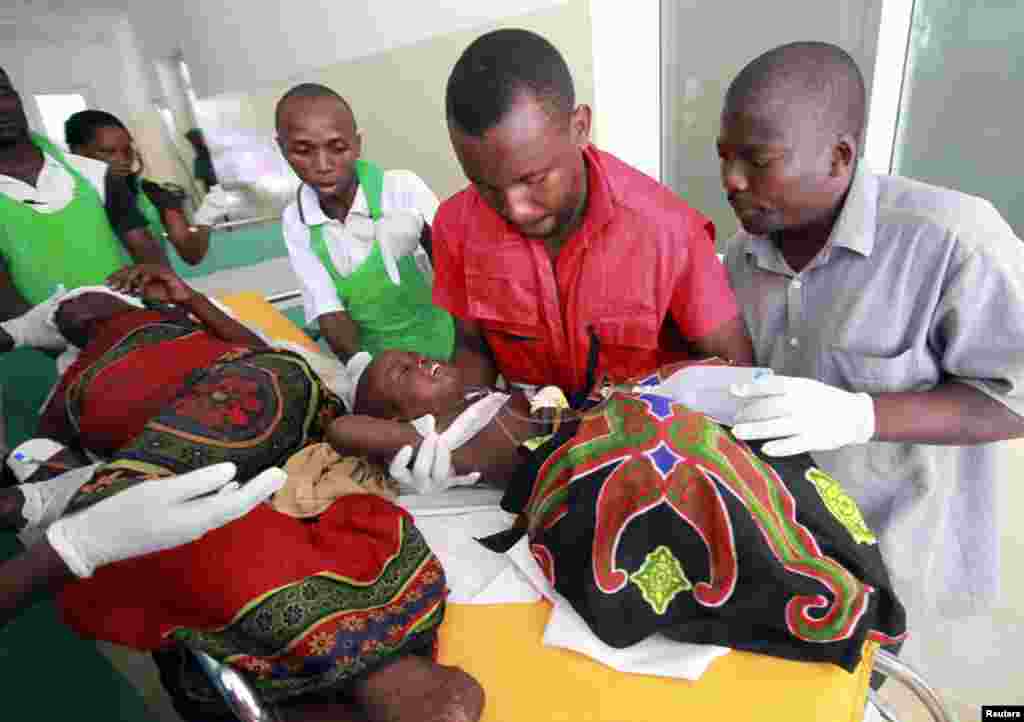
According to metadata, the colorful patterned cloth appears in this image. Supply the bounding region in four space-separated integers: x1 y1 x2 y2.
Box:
51 308 445 713
40 308 249 457
64 346 344 514
498 365 907 672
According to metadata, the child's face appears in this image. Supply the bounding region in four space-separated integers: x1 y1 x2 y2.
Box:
362 350 465 420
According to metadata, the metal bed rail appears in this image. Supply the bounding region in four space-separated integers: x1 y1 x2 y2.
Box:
265 289 302 306
870 649 958 722
211 215 280 231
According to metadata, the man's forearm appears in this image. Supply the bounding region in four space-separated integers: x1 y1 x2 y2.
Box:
872 379 1024 444
0 539 74 629
183 293 265 347
0 487 25 530
162 209 210 266
120 228 171 267
0 260 31 321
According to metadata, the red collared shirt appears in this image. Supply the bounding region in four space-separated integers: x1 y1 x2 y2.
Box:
433 145 739 394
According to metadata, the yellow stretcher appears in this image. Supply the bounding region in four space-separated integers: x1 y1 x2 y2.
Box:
216 291 957 722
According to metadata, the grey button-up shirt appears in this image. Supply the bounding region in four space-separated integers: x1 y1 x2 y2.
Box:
725 167 1024 619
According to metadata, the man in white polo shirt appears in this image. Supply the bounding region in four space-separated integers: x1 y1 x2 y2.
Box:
277 83 453 363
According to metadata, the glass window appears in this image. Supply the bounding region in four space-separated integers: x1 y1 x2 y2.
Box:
891 0 1024 236
33 93 88 149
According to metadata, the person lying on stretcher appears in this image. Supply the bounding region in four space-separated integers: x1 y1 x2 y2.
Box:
330 350 908 671
0 267 484 722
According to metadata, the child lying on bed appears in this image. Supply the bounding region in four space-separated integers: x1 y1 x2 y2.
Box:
0 267 483 722
328 350 908 672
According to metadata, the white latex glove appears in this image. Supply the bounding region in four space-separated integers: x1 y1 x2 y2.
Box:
17 461 103 549
730 376 876 457
46 463 286 578
637 366 773 425
390 393 509 494
375 211 424 286
0 286 68 351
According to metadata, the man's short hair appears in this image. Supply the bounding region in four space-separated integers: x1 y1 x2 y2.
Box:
275 83 354 130
446 28 575 137
725 41 867 145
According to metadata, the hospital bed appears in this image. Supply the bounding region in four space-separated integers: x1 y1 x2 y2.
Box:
0 219 957 722
216 290 958 722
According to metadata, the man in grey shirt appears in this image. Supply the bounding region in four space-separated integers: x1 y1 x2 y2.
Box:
718 41 1024 625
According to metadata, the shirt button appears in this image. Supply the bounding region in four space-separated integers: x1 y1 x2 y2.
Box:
792 279 803 289
790 337 800 348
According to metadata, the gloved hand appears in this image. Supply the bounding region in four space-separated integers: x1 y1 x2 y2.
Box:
375 211 424 286
0 286 68 351
15 452 101 548
389 393 509 494
46 463 286 578
730 376 875 457
637 366 773 425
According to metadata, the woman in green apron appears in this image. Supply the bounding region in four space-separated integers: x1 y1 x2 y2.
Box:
0 132 136 307
276 84 454 362
66 110 210 265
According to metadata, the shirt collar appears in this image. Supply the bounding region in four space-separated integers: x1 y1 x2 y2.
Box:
577 144 616 237
828 163 877 257
738 163 879 268
297 180 369 227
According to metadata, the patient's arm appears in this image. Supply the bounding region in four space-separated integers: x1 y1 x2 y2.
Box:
106 265 265 347
326 416 422 460
326 393 534 483
0 538 76 629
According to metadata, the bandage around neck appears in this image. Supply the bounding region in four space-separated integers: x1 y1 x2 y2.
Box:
411 391 511 449
344 351 374 413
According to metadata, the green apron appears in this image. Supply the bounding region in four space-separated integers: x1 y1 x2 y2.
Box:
136 182 168 241
0 133 131 305
307 159 454 359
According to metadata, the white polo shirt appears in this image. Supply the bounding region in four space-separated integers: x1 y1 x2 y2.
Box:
0 150 108 210
281 169 440 323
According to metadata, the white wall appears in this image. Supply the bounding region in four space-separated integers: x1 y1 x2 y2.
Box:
661 0 883 242
0 13 191 189
191 0 594 205
132 0 572 98
589 0 661 181
1 15 142 132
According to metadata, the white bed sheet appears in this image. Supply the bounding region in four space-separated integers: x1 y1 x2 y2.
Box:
398 487 730 681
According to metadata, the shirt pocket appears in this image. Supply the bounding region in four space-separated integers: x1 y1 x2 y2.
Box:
466 273 539 327
826 345 937 394
592 314 660 382
467 273 549 382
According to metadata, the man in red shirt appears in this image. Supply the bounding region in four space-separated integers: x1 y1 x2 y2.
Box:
433 29 753 397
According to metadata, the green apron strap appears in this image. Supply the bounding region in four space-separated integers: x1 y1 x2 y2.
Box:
309 224 349 295
354 159 384 221
30 133 101 199
30 132 67 160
